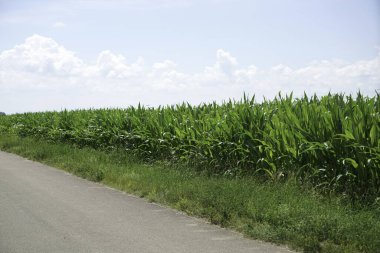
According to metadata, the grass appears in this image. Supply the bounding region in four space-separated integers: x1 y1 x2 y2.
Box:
1 134 379 253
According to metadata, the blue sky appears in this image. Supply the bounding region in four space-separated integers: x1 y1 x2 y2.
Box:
0 0 379 113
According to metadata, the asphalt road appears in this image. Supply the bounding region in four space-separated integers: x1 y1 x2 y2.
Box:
0 151 294 253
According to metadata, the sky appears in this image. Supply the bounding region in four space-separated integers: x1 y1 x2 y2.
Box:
0 0 379 114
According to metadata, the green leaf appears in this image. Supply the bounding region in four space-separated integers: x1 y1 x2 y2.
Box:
344 130 355 140
343 158 358 168
369 124 377 146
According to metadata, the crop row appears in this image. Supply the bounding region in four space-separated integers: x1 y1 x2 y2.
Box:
1 93 379 202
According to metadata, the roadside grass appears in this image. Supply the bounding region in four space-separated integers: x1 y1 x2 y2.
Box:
0 134 379 253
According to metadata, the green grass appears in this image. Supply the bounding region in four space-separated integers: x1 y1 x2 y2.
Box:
1 134 379 253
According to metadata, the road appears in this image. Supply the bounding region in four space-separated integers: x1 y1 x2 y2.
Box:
0 151 294 253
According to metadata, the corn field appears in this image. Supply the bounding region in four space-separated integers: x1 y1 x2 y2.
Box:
1 93 379 201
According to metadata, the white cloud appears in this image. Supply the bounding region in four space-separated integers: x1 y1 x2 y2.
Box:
0 34 379 113
90 50 144 79
0 35 83 76
52 21 66 28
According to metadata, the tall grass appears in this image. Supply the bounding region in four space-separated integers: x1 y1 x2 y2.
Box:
1 93 379 202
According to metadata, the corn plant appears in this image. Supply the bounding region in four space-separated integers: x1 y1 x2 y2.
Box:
1 93 379 202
